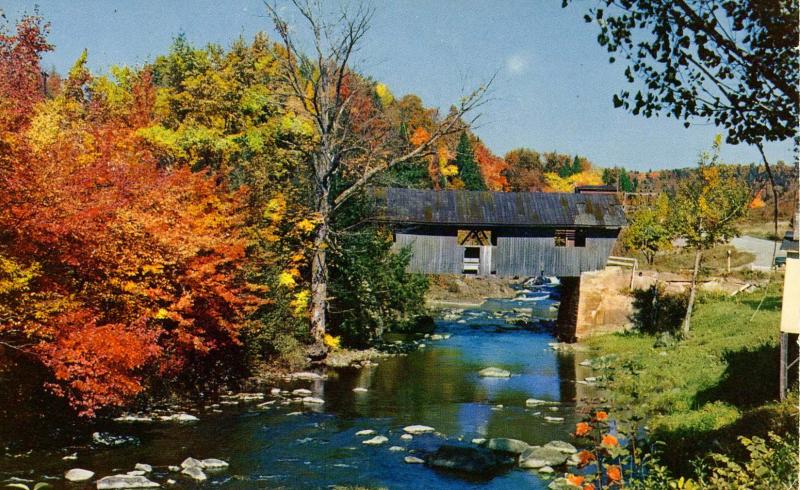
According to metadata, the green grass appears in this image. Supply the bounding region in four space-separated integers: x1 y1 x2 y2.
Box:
586 283 798 473
638 244 755 274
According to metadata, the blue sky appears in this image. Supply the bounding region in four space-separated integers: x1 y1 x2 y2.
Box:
3 0 794 169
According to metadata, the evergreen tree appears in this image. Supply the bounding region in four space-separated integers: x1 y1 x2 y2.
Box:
571 155 583 174
619 168 634 192
455 132 486 190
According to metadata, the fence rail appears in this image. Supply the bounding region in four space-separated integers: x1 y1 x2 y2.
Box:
606 256 638 289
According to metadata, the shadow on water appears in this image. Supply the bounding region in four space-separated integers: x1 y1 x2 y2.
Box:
0 284 597 488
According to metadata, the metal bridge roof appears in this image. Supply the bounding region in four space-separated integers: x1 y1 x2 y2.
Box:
371 188 627 228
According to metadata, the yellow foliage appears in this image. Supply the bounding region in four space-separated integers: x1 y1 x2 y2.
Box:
264 193 287 224
277 271 297 288
296 218 316 233
375 83 394 107
154 308 170 320
323 333 341 350
544 170 603 192
289 290 310 317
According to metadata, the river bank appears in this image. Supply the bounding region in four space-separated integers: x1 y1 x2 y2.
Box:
582 282 798 475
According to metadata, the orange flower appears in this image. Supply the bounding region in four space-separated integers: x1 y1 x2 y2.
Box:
594 411 608 421
566 474 585 486
582 484 596 490
606 464 622 483
601 433 619 447
577 449 596 466
575 422 592 436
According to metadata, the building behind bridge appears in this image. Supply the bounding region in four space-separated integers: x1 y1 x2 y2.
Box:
371 187 627 278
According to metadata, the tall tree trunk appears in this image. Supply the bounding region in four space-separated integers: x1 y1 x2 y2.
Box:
309 218 328 359
681 249 702 337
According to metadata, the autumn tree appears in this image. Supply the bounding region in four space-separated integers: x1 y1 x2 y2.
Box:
265 1 489 357
623 193 673 265
454 132 486 191
567 0 798 239
474 141 509 191
0 28 256 414
671 138 748 335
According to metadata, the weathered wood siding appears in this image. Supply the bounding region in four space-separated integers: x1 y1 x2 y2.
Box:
494 228 617 277
394 231 462 274
394 226 618 277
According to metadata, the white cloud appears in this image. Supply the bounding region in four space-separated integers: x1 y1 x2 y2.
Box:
506 54 528 74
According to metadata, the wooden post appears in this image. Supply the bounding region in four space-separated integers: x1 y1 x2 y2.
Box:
727 249 731 274
779 332 788 400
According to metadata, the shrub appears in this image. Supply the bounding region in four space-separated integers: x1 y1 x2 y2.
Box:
631 283 687 335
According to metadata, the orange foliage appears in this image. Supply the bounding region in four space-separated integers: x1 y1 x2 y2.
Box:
0 25 256 415
474 141 509 191
749 192 766 209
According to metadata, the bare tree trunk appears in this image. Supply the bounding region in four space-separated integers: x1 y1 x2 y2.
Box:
681 249 702 337
309 210 329 359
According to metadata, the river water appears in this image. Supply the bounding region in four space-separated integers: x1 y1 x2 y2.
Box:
1 283 597 489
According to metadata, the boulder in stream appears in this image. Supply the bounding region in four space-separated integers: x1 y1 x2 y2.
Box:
201 458 229 470
483 438 531 454
425 445 515 475
96 475 160 489
544 440 577 454
362 435 388 445
65 468 94 482
478 367 511 378
181 466 207 481
518 446 569 469
403 425 435 435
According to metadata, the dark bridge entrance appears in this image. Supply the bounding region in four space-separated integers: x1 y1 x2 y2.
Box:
371 187 628 341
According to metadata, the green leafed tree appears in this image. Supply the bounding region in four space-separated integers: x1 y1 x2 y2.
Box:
566 0 798 239
671 137 749 335
454 132 486 191
623 193 673 265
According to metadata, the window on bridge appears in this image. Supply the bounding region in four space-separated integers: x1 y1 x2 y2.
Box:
463 246 480 274
555 229 586 247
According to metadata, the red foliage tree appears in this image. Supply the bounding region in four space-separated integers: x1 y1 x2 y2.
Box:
474 141 509 191
0 19 256 416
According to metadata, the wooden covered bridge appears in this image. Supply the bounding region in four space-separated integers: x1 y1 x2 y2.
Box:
370 187 628 341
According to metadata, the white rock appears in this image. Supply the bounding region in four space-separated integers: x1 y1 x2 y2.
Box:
543 416 564 423
113 414 153 423
292 388 312 396
302 396 325 405
63 452 78 461
287 411 302 416
400 434 413 441
355 429 375 436
471 438 486 445
389 446 405 452
134 463 152 473
96 475 160 489
404 456 424 464
166 480 176 485
539 465 554 473
127 471 145 476
525 398 553 407
159 413 199 423
270 388 281 395
168 466 180 472
65 468 94 482
478 367 511 377
362 435 388 445
201 458 229 470
237 392 265 401
181 466 207 481
181 457 204 469
403 425 435 435
352 387 368 393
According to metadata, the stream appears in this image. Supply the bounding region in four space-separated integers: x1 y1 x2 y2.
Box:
0 282 598 489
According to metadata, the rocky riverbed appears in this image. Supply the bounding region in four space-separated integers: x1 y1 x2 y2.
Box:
0 282 603 489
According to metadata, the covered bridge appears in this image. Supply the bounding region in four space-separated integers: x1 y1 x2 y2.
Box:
371 188 627 278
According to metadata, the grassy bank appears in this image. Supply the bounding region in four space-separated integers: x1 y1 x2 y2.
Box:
585 283 798 473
